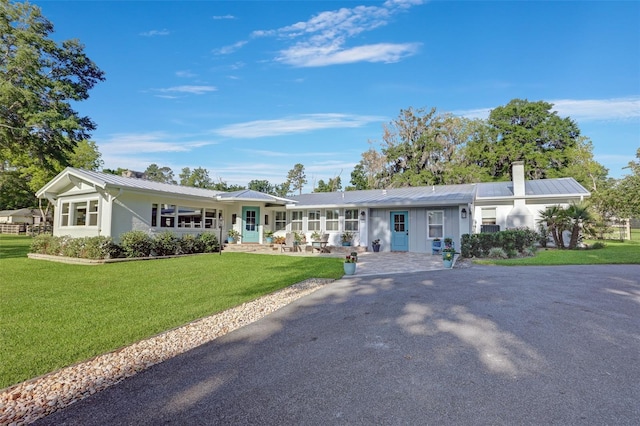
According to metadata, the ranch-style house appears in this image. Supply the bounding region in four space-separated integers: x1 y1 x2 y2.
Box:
36 162 590 253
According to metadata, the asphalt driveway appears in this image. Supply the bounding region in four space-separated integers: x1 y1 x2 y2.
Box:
37 265 640 425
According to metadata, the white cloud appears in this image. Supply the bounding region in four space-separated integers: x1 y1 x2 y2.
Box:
212 14 236 20
254 1 424 67
139 29 170 37
98 132 217 156
551 97 640 121
453 97 640 122
155 85 218 95
213 40 248 55
278 42 420 67
215 113 385 138
175 70 197 78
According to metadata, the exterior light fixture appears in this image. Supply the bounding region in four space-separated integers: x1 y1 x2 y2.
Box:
360 210 366 219
461 208 467 219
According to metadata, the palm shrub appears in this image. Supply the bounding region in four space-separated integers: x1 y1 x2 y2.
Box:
119 231 153 258
566 202 593 249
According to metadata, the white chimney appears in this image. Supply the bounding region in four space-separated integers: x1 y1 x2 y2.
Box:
512 161 525 197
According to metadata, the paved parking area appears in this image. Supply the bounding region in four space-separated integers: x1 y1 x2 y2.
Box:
37 264 640 425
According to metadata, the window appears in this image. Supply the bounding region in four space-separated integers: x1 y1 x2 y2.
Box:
204 209 217 229
151 204 159 227
61 203 70 226
60 200 99 227
325 209 339 231
427 211 444 239
482 208 496 225
74 202 87 226
275 211 287 231
88 200 98 226
178 206 203 228
308 209 321 231
291 210 303 231
245 209 256 231
161 204 176 228
344 209 359 231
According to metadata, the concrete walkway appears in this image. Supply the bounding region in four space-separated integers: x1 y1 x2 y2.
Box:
349 251 451 276
36 265 640 425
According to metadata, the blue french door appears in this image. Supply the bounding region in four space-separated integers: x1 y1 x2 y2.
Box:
390 211 409 252
242 207 260 243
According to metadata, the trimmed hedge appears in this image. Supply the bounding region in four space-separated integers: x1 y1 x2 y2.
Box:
30 231 220 260
461 229 538 258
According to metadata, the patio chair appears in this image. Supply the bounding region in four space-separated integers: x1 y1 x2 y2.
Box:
281 232 295 252
320 233 330 253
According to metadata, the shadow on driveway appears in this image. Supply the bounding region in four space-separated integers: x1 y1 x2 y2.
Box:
37 265 640 425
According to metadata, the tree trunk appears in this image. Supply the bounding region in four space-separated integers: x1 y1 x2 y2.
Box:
568 224 580 249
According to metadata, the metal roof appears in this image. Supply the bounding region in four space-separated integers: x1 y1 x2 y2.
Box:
218 189 294 205
36 168 294 204
475 178 590 199
289 184 477 208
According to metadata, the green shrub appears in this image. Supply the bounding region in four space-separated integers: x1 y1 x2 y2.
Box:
179 234 205 255
61 236 86 258
152 231 180 256
197 233 220 253
120 231 153 258
590 241 606 250
30 234 57 255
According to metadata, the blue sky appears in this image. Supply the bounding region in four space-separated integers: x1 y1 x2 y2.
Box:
35 0 639 190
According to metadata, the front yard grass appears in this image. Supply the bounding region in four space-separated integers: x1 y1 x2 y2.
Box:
0 235 343 389
473 239 640 266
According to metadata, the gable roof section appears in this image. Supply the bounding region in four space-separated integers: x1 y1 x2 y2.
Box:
217 189 294 205
289 184 476 209
476 177 590 200
36 168 224 200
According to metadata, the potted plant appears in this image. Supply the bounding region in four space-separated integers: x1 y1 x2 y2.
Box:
444 237 454 249
264 230 274 244
227 229 240 244
442 247 457 269
371 239 381 252
310 230 322 241
340 231 354 247
293 231 305 248
343 254 357 275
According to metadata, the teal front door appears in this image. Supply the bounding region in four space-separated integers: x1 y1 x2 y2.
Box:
391 211 409 251
242 207 260 243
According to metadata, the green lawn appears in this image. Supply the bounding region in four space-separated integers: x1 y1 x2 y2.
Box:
474 239 640 266
0 235 343 389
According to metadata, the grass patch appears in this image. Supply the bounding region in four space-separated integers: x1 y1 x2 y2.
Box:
474 239 640 266
0 235 343 389
631 228 640 241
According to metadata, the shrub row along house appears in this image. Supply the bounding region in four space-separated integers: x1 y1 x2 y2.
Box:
36 162 590 253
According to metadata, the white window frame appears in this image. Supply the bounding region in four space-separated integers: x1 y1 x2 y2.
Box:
60 199 99 227
275 211 287 231
344 208 359 231
482 208 497 225
307 209 321 231
325 209 339 231
427 210 444 239
88 200 99 226
291 210 303 231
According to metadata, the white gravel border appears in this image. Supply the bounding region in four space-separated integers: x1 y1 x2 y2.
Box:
0 278 333 425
